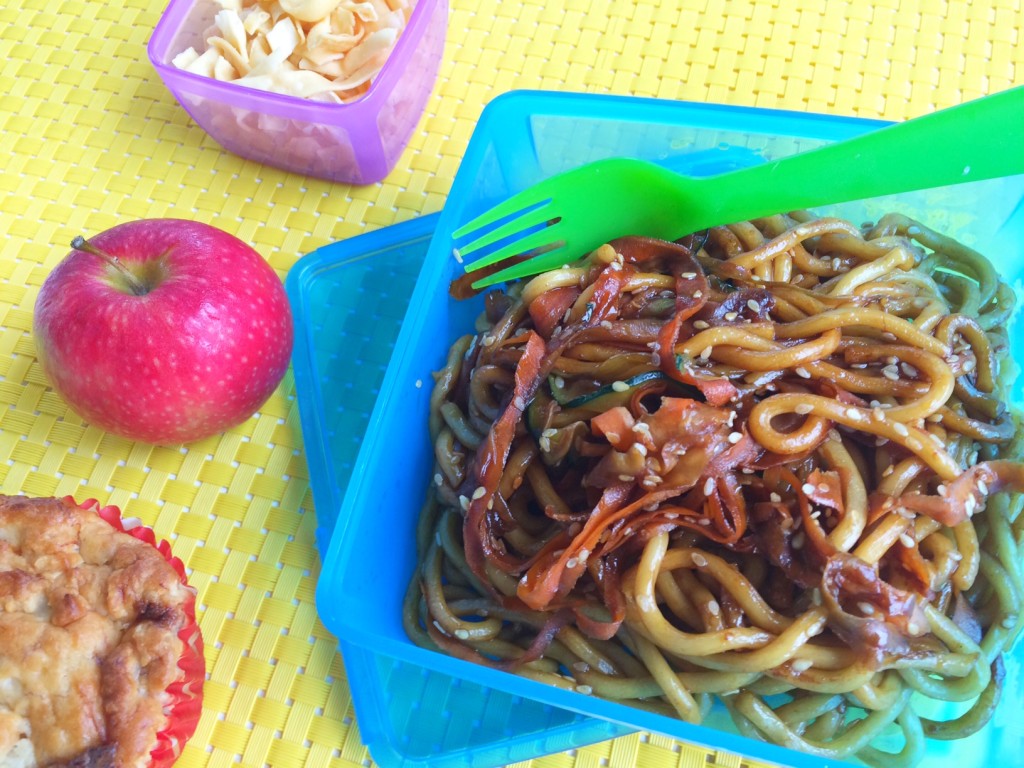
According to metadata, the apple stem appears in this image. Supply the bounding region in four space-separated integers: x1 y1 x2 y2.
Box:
71 236 149 296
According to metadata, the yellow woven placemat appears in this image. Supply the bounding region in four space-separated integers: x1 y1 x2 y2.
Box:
1 1 1021 767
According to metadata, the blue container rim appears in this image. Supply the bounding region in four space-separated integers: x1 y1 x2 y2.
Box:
312 88 1023 768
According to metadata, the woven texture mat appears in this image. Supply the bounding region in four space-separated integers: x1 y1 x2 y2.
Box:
1 1 1022 767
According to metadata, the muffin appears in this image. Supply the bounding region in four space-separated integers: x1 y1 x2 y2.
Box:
0 495 204 768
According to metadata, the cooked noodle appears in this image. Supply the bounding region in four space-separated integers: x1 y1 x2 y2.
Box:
405 211 1023 767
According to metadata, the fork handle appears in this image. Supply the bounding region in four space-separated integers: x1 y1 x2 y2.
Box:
699 85 1024 227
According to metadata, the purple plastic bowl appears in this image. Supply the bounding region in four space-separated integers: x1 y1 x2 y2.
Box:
147 0 447 184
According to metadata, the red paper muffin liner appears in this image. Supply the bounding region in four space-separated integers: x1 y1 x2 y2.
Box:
71 497 205 768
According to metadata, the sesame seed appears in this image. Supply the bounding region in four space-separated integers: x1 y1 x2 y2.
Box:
600 320 613 329
893 422 910 437
481 334 496 346
692 553 708 567
978 480 989 496
728 431 743 444
791 659 813 673
724 311 738 321
700 346 713 360
578 549 590 562
747 299 761 313
633 443 648 456
963 358 976 372
454 629 470 640
693 320 710 330
899 532 916 548
575 685 593 695
872 408 886 422
694 290 704 299
704 477 716 495
618 474 634 482
795 367 811 379
472 486 487 500
770 492 782 503
727 411 737 427
611 380 629 392
901 362 918 377
707 600 721 616
882 365 900 381
554 376 566 388
434 473 443 486
542 428 557 438
632 422 652 435
566 557 578 569
802 483 816 496
459 495 470 510
858 602 875 615
682 272 697 279
907 622 922 635
846 408 864 421
514 396 526 410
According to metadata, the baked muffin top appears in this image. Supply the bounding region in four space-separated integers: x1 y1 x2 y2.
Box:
0 495 194 768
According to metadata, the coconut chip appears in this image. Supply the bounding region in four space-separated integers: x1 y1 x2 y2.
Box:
172 0 412 103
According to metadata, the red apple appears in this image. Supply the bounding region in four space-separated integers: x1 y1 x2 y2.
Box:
33 219 293 444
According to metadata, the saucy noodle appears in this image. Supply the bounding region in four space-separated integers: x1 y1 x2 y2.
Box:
406 211 1023 767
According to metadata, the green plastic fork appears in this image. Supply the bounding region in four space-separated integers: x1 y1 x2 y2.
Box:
454 86 1024 290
